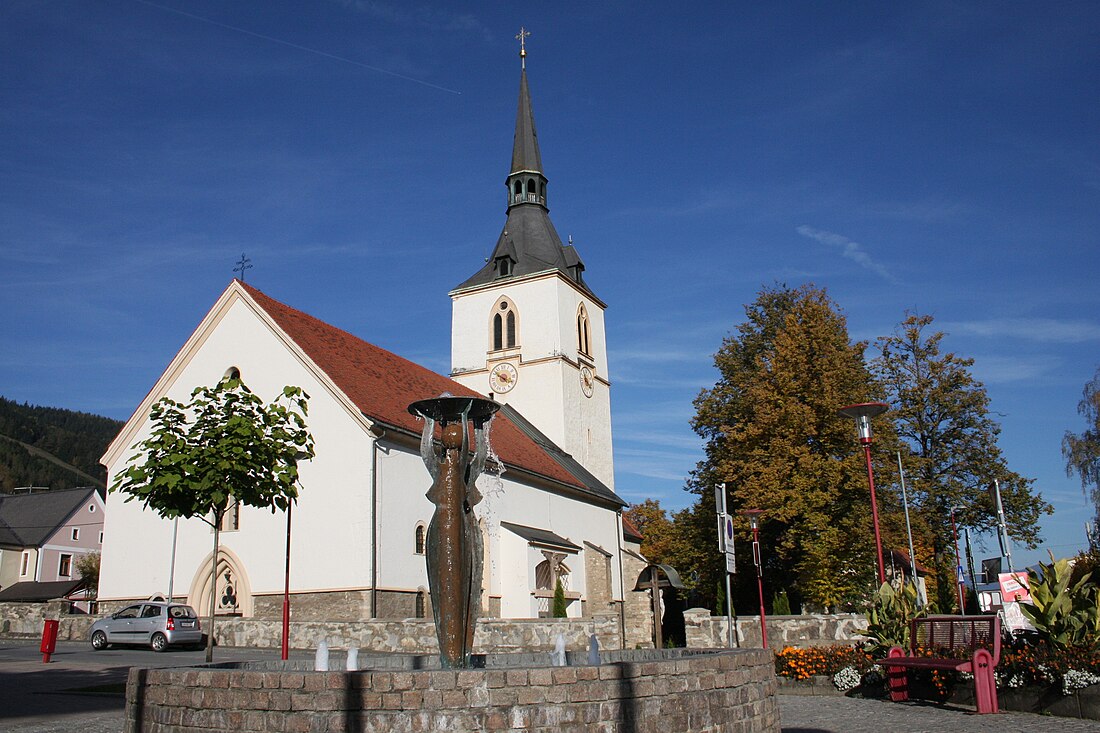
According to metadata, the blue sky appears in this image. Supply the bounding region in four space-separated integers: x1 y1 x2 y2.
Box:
2 1 1098 572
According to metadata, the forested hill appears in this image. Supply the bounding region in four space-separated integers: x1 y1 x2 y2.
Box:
0 396 124 492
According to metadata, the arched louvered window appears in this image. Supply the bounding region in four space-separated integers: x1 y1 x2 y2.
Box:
577 305 591 356
491 299 518 351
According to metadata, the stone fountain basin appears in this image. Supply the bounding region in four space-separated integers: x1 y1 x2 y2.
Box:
126 647 779 732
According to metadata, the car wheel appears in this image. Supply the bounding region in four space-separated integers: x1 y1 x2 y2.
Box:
151 632 168 653
91 630 108 651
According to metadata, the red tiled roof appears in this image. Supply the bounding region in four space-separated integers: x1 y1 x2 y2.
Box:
621 515 643 543
240 282 587 493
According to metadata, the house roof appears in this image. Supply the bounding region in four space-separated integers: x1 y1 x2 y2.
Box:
888 548 933 577
0 579 86 602
240 283 625 509
0 487 99 548
621 515 643 544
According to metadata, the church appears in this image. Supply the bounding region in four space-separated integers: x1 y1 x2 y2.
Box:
99 48 636 627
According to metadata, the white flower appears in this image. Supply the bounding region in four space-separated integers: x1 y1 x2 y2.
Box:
833 666 862 692
1062 669 1100 696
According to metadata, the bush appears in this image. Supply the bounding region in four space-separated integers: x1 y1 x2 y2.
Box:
773 591 791 615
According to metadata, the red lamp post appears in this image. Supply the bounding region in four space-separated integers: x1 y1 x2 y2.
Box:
743 509 768 649
838 402 889 586
281 504 292 660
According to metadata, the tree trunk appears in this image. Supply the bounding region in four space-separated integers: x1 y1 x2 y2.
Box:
205 521 220 663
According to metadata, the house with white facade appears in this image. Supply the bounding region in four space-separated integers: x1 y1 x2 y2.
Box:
98 56 637 627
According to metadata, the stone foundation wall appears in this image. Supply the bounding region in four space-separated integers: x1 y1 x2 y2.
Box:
125 648 779 733
214 613 624 654
252 590 428 622
684 609 868 649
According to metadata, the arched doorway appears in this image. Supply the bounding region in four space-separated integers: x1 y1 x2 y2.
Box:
187 546 253 617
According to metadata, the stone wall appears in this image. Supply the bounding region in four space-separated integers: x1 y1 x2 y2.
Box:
125 648 779 733
214 612 624 655
252 590 427 622
684 609 868 649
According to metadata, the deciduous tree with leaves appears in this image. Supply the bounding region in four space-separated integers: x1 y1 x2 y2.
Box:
111 377 314 661
874 313 1050 609
1064 365 1100 548
689 284 900 611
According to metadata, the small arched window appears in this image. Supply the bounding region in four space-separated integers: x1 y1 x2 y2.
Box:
224 366 241 381
415 590 427 619
513 180 523 201
491 299 518 351
414 524 426 555
527 178 536 201
577 305 591 356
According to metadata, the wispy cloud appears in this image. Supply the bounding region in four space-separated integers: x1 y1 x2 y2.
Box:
943 319 1100 344
796 225 894 281
969 355 1061 384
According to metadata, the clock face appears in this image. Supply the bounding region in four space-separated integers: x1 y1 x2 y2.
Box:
489 362 518 393
580 366 594 398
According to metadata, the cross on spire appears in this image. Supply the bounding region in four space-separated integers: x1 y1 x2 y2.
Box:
233 253 253 282
516 27 530 69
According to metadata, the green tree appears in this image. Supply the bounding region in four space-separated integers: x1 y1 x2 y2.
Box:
874 314 1050 610
75 551 100 597
1064 366 1100 547
112 378 314 661
690 284 897 611
552 578 568 618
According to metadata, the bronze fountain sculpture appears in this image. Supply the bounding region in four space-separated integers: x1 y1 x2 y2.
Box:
408 394 500 669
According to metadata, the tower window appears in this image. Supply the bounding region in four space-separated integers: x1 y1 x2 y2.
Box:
513 180 523 203
527 178 537 202
415 590 427 619
415 523 426 555
577 305 591 356
491 299 518 351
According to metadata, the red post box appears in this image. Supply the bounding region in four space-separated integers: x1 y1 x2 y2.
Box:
40 619 60 663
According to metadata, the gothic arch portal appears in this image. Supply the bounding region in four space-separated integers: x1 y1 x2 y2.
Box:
187 545 253 618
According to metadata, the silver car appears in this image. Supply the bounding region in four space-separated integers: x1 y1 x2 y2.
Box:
89 601 203 652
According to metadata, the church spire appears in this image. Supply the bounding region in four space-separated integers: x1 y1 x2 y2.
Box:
508 28 546 210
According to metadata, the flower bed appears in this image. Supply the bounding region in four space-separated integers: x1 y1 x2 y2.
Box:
774 642 1100 719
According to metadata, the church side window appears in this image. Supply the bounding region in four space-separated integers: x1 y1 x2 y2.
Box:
217 496 240 532
415 589 427 619
491 299 518 351
577 305 591 357
414 523 426 555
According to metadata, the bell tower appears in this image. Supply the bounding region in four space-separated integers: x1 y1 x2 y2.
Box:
450 32 614 489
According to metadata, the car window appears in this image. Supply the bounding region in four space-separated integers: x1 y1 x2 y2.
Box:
116 605 141 619
141 605 162 618
170 605 197 619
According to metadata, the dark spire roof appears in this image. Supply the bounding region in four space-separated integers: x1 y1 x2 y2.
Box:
453 63 600 303
510 70 543 176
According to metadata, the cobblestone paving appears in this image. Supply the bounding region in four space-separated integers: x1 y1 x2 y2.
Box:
780 694 1100 732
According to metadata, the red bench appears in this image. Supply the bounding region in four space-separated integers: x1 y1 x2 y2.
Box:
877 614 1001 714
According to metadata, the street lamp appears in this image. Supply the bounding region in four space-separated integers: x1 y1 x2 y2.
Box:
950 506 966 614
742 509 768 649
837 401 889 586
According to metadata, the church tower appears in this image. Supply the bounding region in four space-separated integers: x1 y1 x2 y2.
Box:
450 35 614 489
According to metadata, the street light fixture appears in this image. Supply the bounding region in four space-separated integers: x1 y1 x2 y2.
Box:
837 401 889 586
742 508 768 649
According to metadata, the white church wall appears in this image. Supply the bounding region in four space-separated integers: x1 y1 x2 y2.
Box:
372 442 433 594
100 295 376 603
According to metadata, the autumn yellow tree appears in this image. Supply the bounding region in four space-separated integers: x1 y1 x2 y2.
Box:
689 284 901 611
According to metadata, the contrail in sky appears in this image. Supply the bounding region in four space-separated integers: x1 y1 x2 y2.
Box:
132 0 462 95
